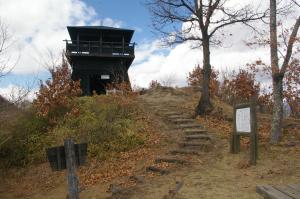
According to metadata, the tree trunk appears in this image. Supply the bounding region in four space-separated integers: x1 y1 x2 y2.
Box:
270 0 282 144
195 37 213 115
270 74 284 143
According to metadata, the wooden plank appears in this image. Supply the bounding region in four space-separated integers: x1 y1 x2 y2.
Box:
155 157 188 164
0 136 11 148
178 123 203 129
250 97 258 165
64 139 79 199
256 185 293 199
288 184 300 191
184 129 207 135
146 166 170 175
275 185 300 199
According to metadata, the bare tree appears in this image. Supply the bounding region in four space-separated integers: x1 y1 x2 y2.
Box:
146 0 267 115
0 19 17 79
269 0 300 144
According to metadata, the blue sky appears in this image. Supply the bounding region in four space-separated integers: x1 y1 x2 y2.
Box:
86 0 154 42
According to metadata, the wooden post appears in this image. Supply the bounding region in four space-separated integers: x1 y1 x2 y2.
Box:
250 97 258 165
231 103 240 154
64 139 79 199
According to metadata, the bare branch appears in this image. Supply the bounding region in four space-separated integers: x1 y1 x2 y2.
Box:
0 19 18 79
280 16 300 74
291 0 300 8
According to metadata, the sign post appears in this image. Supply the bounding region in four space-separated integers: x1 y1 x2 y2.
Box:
65 139 79 199
230 98 258 165
46 140 87 199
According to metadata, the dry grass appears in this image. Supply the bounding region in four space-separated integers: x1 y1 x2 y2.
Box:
1 87 299 199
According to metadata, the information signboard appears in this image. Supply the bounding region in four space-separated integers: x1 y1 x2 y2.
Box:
230 100 258 165
236 107 251 133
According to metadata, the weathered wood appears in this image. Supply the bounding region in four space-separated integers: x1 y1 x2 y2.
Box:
184 129 207 135
163 111 180 115
231 101 238 154
146 166 170 175
0 136 11 148
64 139 79 199
178 123 203 129
231 99 258 165
155 157 188 164
179 142 210 152
46 146 66 171
171 118 195 124
288 184 300 192
169 149 203 155
184 134 212 141
168 115 189 119
275 185 300 199
250 98 258 165
256 185 293 199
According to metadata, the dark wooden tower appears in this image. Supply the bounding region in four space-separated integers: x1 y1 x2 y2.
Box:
65 26 135 95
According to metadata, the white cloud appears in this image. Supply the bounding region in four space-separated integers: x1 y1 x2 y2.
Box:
129 23 271 88
102 18 123 28
129 0 300 89
0 0 122 74
129 41 200 88
0 84 37 102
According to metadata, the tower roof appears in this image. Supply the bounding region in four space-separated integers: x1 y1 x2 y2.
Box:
67 26 134 42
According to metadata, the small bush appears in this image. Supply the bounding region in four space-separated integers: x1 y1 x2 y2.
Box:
219 69 260 104
187 65 219 97
149 80 161 89
0 108 51 167
34 58 82 125
0 95 148 167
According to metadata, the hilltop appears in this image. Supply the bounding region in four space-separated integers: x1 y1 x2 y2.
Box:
0 87 299 198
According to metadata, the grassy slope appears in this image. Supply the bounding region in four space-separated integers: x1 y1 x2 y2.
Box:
1 87 300 199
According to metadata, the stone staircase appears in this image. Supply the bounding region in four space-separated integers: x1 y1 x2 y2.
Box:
108 100 217 198
143 102 215 175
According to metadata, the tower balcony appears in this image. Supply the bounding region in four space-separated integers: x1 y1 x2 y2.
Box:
65 40 135 58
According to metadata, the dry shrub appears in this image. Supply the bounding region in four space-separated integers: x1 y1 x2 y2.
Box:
186 64 219 97
33 58 82 124
219 69 260 104
0 94 149 167
149 80 161 89
106 81 137 97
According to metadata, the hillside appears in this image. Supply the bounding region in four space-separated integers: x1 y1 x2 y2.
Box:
0 88 300 199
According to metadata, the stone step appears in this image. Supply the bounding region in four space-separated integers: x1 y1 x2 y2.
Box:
171 118 195 124
158 107 173 113
178 123 203 129
178 142 211 152
168 115 189 119
169 149 203 155
184 134 212 141
146 166 170 175
163 112 181 116
155 156 188 164
184 129 207 135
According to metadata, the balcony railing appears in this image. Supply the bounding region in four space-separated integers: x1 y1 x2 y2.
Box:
65 40 135 57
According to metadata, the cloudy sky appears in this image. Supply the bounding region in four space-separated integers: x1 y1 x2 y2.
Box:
0 0 299 100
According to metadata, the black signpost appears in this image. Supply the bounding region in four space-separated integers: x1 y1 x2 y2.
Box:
46 139 87 199
230 98 258 165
